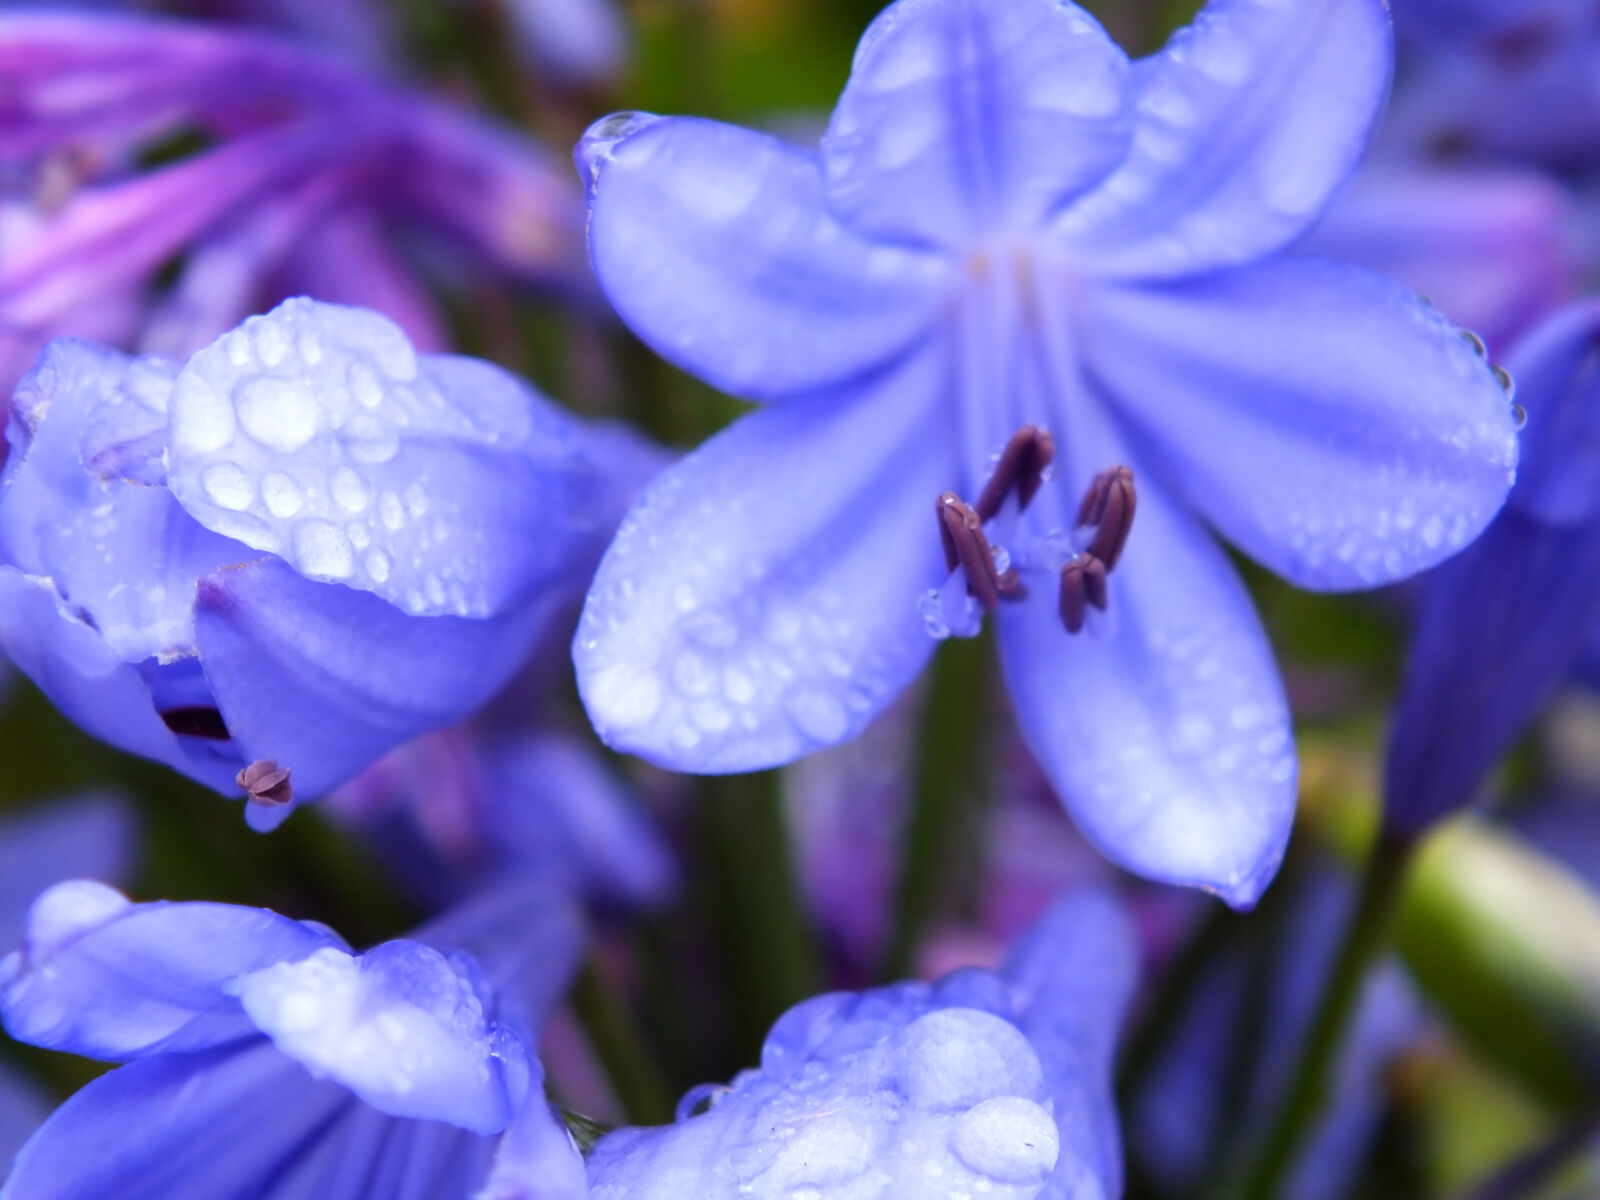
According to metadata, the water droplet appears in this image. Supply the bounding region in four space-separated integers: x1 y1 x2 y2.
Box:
950 1096 1059 1185
292 520 354 579
262 472 303 518
1512 403 1527 430
919 589 952 639
342 415 399 464
331 467 370 513
296 333 323 365
379 492 405 531
1459 329 1488 358
236 377 319 452
786 689 848 743
587 661 664 730
1494 365 1516 400
171 373 236 454
347 362 383 408
363 547 392 583
575 111 663 182
253 320 289 367
201 462 253 511
224 330 253 367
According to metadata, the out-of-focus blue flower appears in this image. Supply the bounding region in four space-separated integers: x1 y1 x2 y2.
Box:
0 877 586 1199
332 727 679 912
1132 863 1420 1200
500 0 628 84
588 887 1137 1199
571 0 1520 906
0 297 657 827
1387 297 1600 835
0 13 589 393
1299 161 1578 351
1387 0 1600 167
0 793 138 1169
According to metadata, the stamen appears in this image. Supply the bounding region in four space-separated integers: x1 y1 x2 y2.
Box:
1076 466 1136 570
161 706 231 741
937 493 1022 609
975 425 1056 523
1058 554 1108 634
237 759 293 807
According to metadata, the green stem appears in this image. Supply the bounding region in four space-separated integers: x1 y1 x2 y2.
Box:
1226 830 1418 1200
569 958 677 1126
1455 1114 1600 1200
884 632 992 980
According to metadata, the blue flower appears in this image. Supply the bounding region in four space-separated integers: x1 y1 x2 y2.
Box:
571 0 1520 905
1387 297 1600 835
0 878 586 1199
588 887 1137 1199
0 297 658 827
0 12 589 394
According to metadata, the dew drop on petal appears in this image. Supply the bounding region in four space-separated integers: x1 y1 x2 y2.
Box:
201 462 254 511
292 520 354 579
235 377 319 452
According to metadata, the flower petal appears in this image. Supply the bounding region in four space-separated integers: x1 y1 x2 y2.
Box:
996 475 1295 908
0 567 241 793
1003 887 1138 1199
575 350 956 773
1078 258 1519 591
167 298 606 620
579 113 948 398
820 0 1133 249
233 940 529 1134
194 555 558 798
479 1072 588 1200
1056 0 1392 279
1 882 339 1061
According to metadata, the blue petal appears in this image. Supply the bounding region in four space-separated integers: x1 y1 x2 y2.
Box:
575 350 956 772
820 0 1133 249
1003 888 1138 1199
166 298 605 620
578 113 949 398
1056 0 1392 279
0 339 249 663
3 1038 497 1200
193 556 559 798
0 793 138 949
0 882 340 1061
996 473 1295 908
1500 298 1600 526
1078 259 1519 591
232 939 529 1134
0 567 242 793
479 1075 587 1200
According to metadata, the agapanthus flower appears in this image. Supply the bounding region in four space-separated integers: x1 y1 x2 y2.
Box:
572 0 1520 905
1387 296 1600 835
0 877 585 1199
1132 862 1420 1200
0 297 657 827
587 887 1136 1199
0 12 588 393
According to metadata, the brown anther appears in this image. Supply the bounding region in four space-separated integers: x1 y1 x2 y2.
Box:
975 426 1056 523
1058 554 1108 634
237 759 293 807
161 706 231 741
1076 466 1137 571
936 492 1022 610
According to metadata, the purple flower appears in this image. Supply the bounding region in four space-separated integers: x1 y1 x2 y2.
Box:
0 297 656 827
0 12 588 393
1387 297 1600 835
587 887 1137 1199
0 878 586 1199
571 0 1520 906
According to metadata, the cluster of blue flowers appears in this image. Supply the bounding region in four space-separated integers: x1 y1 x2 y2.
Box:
0 0 1598 1195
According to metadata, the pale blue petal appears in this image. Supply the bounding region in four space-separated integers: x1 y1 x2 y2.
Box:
166 298 604 619
0 793 138 949
820 0 1132 248
0 882 339 1061
1078 259 1519 591
996 474 1295 908
1056 0 1392 279
232 939 529 1134
479 1077 587 1200
0 339 248 663
575 350 956 773
193 556 562 799
579 113 949 398
0 567 242 793
1003 888 1138 1200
